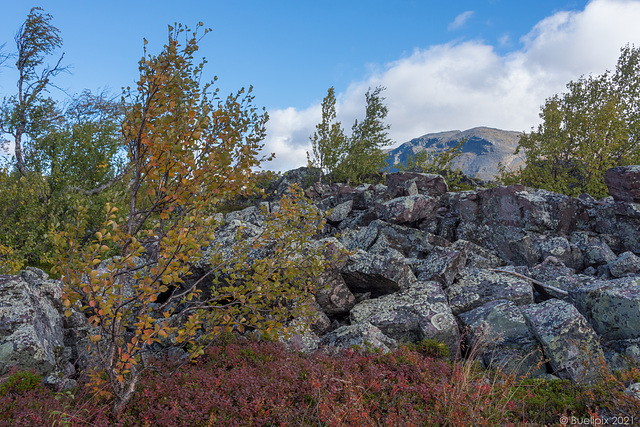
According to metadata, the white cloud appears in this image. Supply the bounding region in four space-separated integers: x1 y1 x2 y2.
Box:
448 11 475 31
262 0 640 172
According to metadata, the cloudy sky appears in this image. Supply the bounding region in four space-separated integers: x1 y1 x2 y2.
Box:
1 0 640 171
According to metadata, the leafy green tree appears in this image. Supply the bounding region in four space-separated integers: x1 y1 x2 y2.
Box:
0 7 66 178
0 9 128 273
307 87 346 183
54 23 327 415
334 86 393 185
499 45 640 198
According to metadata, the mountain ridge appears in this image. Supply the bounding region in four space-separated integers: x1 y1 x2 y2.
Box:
386 126 524 181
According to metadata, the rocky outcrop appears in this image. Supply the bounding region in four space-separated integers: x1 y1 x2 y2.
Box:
6 165 640 388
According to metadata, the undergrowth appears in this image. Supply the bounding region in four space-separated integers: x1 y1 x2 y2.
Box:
1 336 639 426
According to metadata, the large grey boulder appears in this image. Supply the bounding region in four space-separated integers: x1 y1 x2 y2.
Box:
350 281 460 355
446 268 534 315
416 246 467 287
520 299 606 384
457 300 545 378
607 251 640 278
340 250 417 297
375 194 439 224
320 323 397 353
0 274 67 376
570 231 617 268
570 277 640 340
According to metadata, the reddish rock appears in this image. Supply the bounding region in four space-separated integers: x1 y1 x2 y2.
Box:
385 172 448 198
605 165 640 203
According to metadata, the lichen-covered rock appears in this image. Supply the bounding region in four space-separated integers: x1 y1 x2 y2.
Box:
314 270 356 315
570 231 617 267
350 281 459 355
279 318 322 353
319 323 397 353
604 165 640 203
369 220 443 259
536 236 584 271
607 251 640 278
570 277 640 340
416 246 467 287
446 268 534 315
385 172 448 198
450 240 506 269
340 249 417 297
520 299 606 384
457 300 545 378
375 194 439 224
325 200 353 223
0 274 66 376
453 186 582 263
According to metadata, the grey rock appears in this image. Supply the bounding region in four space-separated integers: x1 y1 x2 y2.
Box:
375 194 439 224
446 268 534 315
570 231 617 267
520 299 606 384
314 270 356 316
0 275 66 376
350 281 459 355
340 250 417 297
325 200 353 223
457 300 545 378
536 236 584 271
608 251 640 278
320 323 397 353
570 277 640 340
416 246 467 288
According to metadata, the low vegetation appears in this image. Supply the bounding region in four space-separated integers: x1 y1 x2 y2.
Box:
1 335 639 426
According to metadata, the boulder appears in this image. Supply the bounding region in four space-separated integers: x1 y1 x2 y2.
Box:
520 299 606 384
416 246 467 287
446 268 534 315
375 194 439 224
340 250 417 297
607 251 640 278
320 323 397 353
350 281 460 355
325 200 353 223
0 274 67 376
314 270 356 316
604 165 640 203
457 300 545 378
570 231 617 267
536 236 584 271
570 277 640 340
385 172 448 198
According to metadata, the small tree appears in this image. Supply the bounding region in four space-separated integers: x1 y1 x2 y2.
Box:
54 23 327 415
334 86 393 185
499 45 640 198
0 9 128 273
307 87 346 183
0 7 66 178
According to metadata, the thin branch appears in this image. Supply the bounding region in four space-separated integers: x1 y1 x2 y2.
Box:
488 268 569 297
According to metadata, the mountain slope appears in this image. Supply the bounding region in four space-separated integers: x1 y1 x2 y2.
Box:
386 127 524 181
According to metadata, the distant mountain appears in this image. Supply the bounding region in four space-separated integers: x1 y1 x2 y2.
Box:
386 127 524 181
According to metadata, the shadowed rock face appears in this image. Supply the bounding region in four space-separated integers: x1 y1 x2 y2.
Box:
386 127 524 181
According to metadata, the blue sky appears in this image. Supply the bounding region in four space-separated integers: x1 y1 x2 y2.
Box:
1 0 640 171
